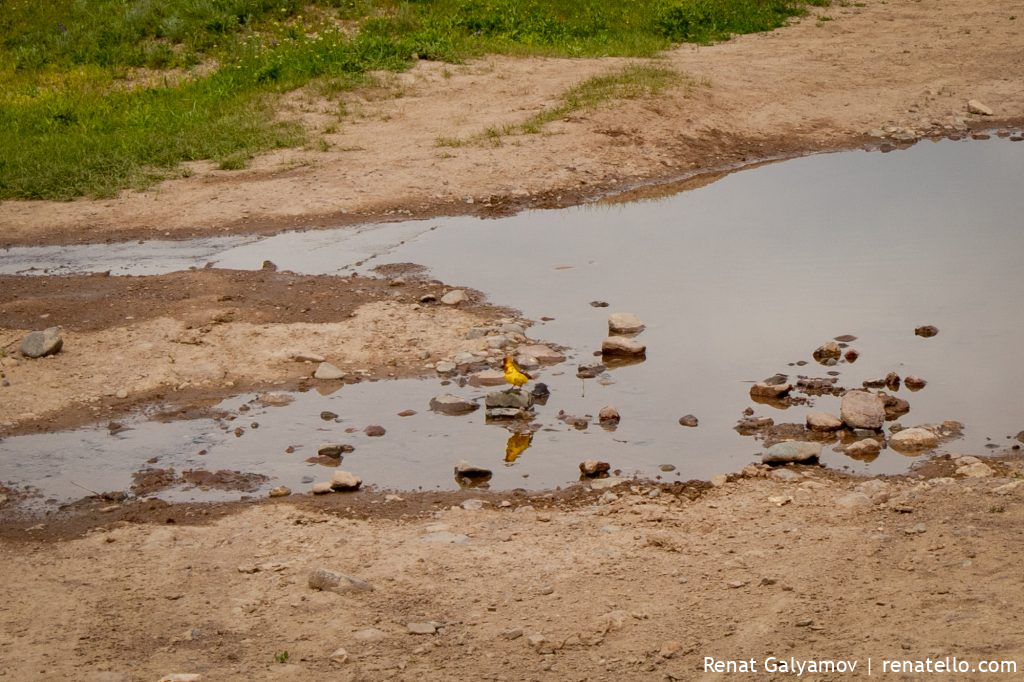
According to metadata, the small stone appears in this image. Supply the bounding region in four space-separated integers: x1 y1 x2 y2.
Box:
500 627 524 640
308 569 374 593
840 390 886 430
812 341 841 362
461 498 485 510
659 640 683 659
846 438 882 458
579 460 611 477
485 334 510 350
320 410 339 421
576 362 606 378
430 394 478 415
441 290 468 305
835 493 873 511
329 647 349 664
769 469 801 482
904 376 927 391
659 464 676 472
915 325 939 338
601 336 646 356
590 300 609 307
516 344 565 364
967 99 993 116
678 414 699 427
329 471 362 491
454 460 492 478
311 482 333 495
485 390 532 409
364 425 385 437
293 352 326 363
844 348 860 363
352 628 388 643
608 312 645 334
762 441 821 465
710 474 728 487
314 362 345 380
398 409 416 417
268 486 291 498
767 495 792 506
468 370 507 387
589 477 627 490
407 622 438 635
806 412 843 432
956 462 994 478
750 382 792 399
318 443 353 458
890 427 939 451
158 675 202 682
20 327 63 358
598 406 620 424
434 361 457 374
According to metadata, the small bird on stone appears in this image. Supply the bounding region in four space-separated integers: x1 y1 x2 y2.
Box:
502 355 531 391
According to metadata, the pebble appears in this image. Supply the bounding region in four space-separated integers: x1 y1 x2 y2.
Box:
601 336 646 356
329 647 350 664
429 394 478 415
268 486 291 498
330 471 362 491
590 477 627 490
311 482 333 495
659 464 676 472
749 382 792 399
678 414 699 427
320 410 339 421
890 427 939 450
812 341 841 362
292 352 326 363
397 409 416 417
434 361 457 374
608 312 645 334
598 406 620 424
318 443 352 458
364 425 386 437
904 375 927 391
308 569 374 593
835 492 873 511
20 327 63 358
967 99 993 116
914 325 939 338
352 628 388 642
769 469 801 482
441 290 468 305
846 438 882 458
579 460 611 477
576 362 606 378
313 362 345 380
407 622 438 635
500 627 525 640
956 461 994 478
468 370 507 387
806 412 843 432
710 474 728 487
461 499 485 510
762 441 821 465
454 460 492 478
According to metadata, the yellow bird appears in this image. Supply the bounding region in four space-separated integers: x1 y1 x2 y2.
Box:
502 355 532 390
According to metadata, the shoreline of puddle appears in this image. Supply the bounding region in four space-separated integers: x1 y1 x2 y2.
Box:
3 135 1024 508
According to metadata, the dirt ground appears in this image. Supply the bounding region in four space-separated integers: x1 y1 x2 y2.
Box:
2 2 1024 680
1 461 1023 681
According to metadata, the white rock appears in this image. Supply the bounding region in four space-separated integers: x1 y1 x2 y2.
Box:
956 462 994 478
329 471 362 491
330 647 349 664
441 290 468 305
806 412 843 432
845 438 881 458
890 427 939 450
292 352 326 363
313 362 345 380
601 336 646 356
967 99 993 116
311 482 333 495
608 312 645 334
840 390 886 430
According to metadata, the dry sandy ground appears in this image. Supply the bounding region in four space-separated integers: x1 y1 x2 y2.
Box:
1 462 1023 681
1 0 1022 246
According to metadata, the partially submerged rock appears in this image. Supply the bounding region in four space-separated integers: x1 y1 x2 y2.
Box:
314 362 345 380
579 460 611 478
840 390 886 430
889 427 939 451
608 312 645 335
750 382 792 399
806 412 843 432
429 394 478 415
812 341 841 363
601 336 646 357
329 471 362 491
761 441 821 465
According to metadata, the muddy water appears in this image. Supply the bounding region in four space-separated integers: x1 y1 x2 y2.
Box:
3 138 1023 503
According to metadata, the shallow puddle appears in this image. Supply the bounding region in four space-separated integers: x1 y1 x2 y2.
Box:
3 138 1023 503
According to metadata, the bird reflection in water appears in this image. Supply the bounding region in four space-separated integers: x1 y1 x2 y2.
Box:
504 431 533 463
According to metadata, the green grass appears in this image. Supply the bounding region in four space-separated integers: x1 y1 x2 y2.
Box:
0 0 830 200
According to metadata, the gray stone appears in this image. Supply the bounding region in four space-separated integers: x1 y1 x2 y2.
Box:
485 390 532 409
430 394 478 415
20 327 63 358
441 289 468 305
750 382 792 399
602 336 646 356
500 322 526 336
314 362 345 380
845 438 882 458
407 622 438 635
485 335 510 350
840 390 886 430
835 493 873 511
967 99 993 116
608 312 645 334
329 471 362 491
806 412 843 432
452 351 477 365
308 569 374 593
762 441 821 465
514 354 540 371
579 460 611 477
434 361 457 374
890 427 939 451
678 414 699 427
